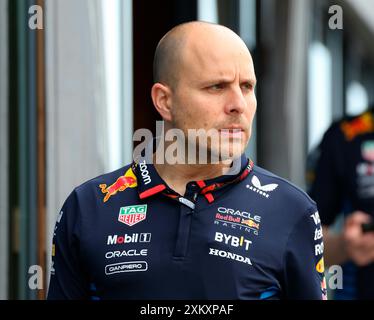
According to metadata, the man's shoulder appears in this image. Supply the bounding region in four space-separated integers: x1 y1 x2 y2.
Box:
251 165 316 210
73 163 134 197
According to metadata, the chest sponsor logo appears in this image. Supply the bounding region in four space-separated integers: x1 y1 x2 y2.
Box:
214 232 252 251
246 175 278 198
209 248 252 265
107 233 151 245
105 261 148 275
118 204 147 226
105 249 148 259
214 207 261 235
99 167 137 202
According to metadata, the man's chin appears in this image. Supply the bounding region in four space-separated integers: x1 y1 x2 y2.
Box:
209 145 245 163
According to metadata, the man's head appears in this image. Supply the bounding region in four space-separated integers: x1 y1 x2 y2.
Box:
151 21 257 162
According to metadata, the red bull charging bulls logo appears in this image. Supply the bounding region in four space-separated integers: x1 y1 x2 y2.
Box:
100 167 137 202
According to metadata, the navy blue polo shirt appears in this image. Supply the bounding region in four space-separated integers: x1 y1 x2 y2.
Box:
47 154 326 300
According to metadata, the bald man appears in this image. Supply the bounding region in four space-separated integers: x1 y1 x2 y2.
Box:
47 22 327 300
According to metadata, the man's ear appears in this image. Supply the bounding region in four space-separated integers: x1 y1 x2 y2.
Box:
151 83 173 122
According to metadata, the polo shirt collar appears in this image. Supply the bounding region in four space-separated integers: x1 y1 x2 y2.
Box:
133 154 253 202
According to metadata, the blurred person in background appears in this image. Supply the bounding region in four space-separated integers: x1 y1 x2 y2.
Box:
309 105 374 299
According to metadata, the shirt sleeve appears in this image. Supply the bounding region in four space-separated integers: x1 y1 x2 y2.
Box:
47 190 90 300
283 208 327 300
309 123 345 226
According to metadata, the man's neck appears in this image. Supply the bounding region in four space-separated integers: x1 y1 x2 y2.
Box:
153 157 231 196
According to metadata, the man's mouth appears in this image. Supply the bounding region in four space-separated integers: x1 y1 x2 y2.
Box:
219 128 244 139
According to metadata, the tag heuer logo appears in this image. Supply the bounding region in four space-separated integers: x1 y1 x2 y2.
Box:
118 205 147 226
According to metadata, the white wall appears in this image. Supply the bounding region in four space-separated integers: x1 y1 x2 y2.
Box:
346 0 374 35
284 0 312 188
45 0 107 286
44 0 134 290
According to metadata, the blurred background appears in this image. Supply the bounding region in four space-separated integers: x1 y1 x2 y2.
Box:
0 0 373 300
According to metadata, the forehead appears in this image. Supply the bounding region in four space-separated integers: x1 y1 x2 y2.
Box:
180 30 255 82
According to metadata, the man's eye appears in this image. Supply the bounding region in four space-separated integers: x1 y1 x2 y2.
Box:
210 84 224 90
241 83 253 90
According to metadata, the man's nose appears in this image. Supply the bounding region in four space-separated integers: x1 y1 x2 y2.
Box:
224 86 246 115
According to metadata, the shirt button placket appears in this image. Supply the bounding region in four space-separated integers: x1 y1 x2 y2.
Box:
172 184 198 259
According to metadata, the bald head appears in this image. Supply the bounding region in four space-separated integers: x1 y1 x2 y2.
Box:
153 21 251 89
